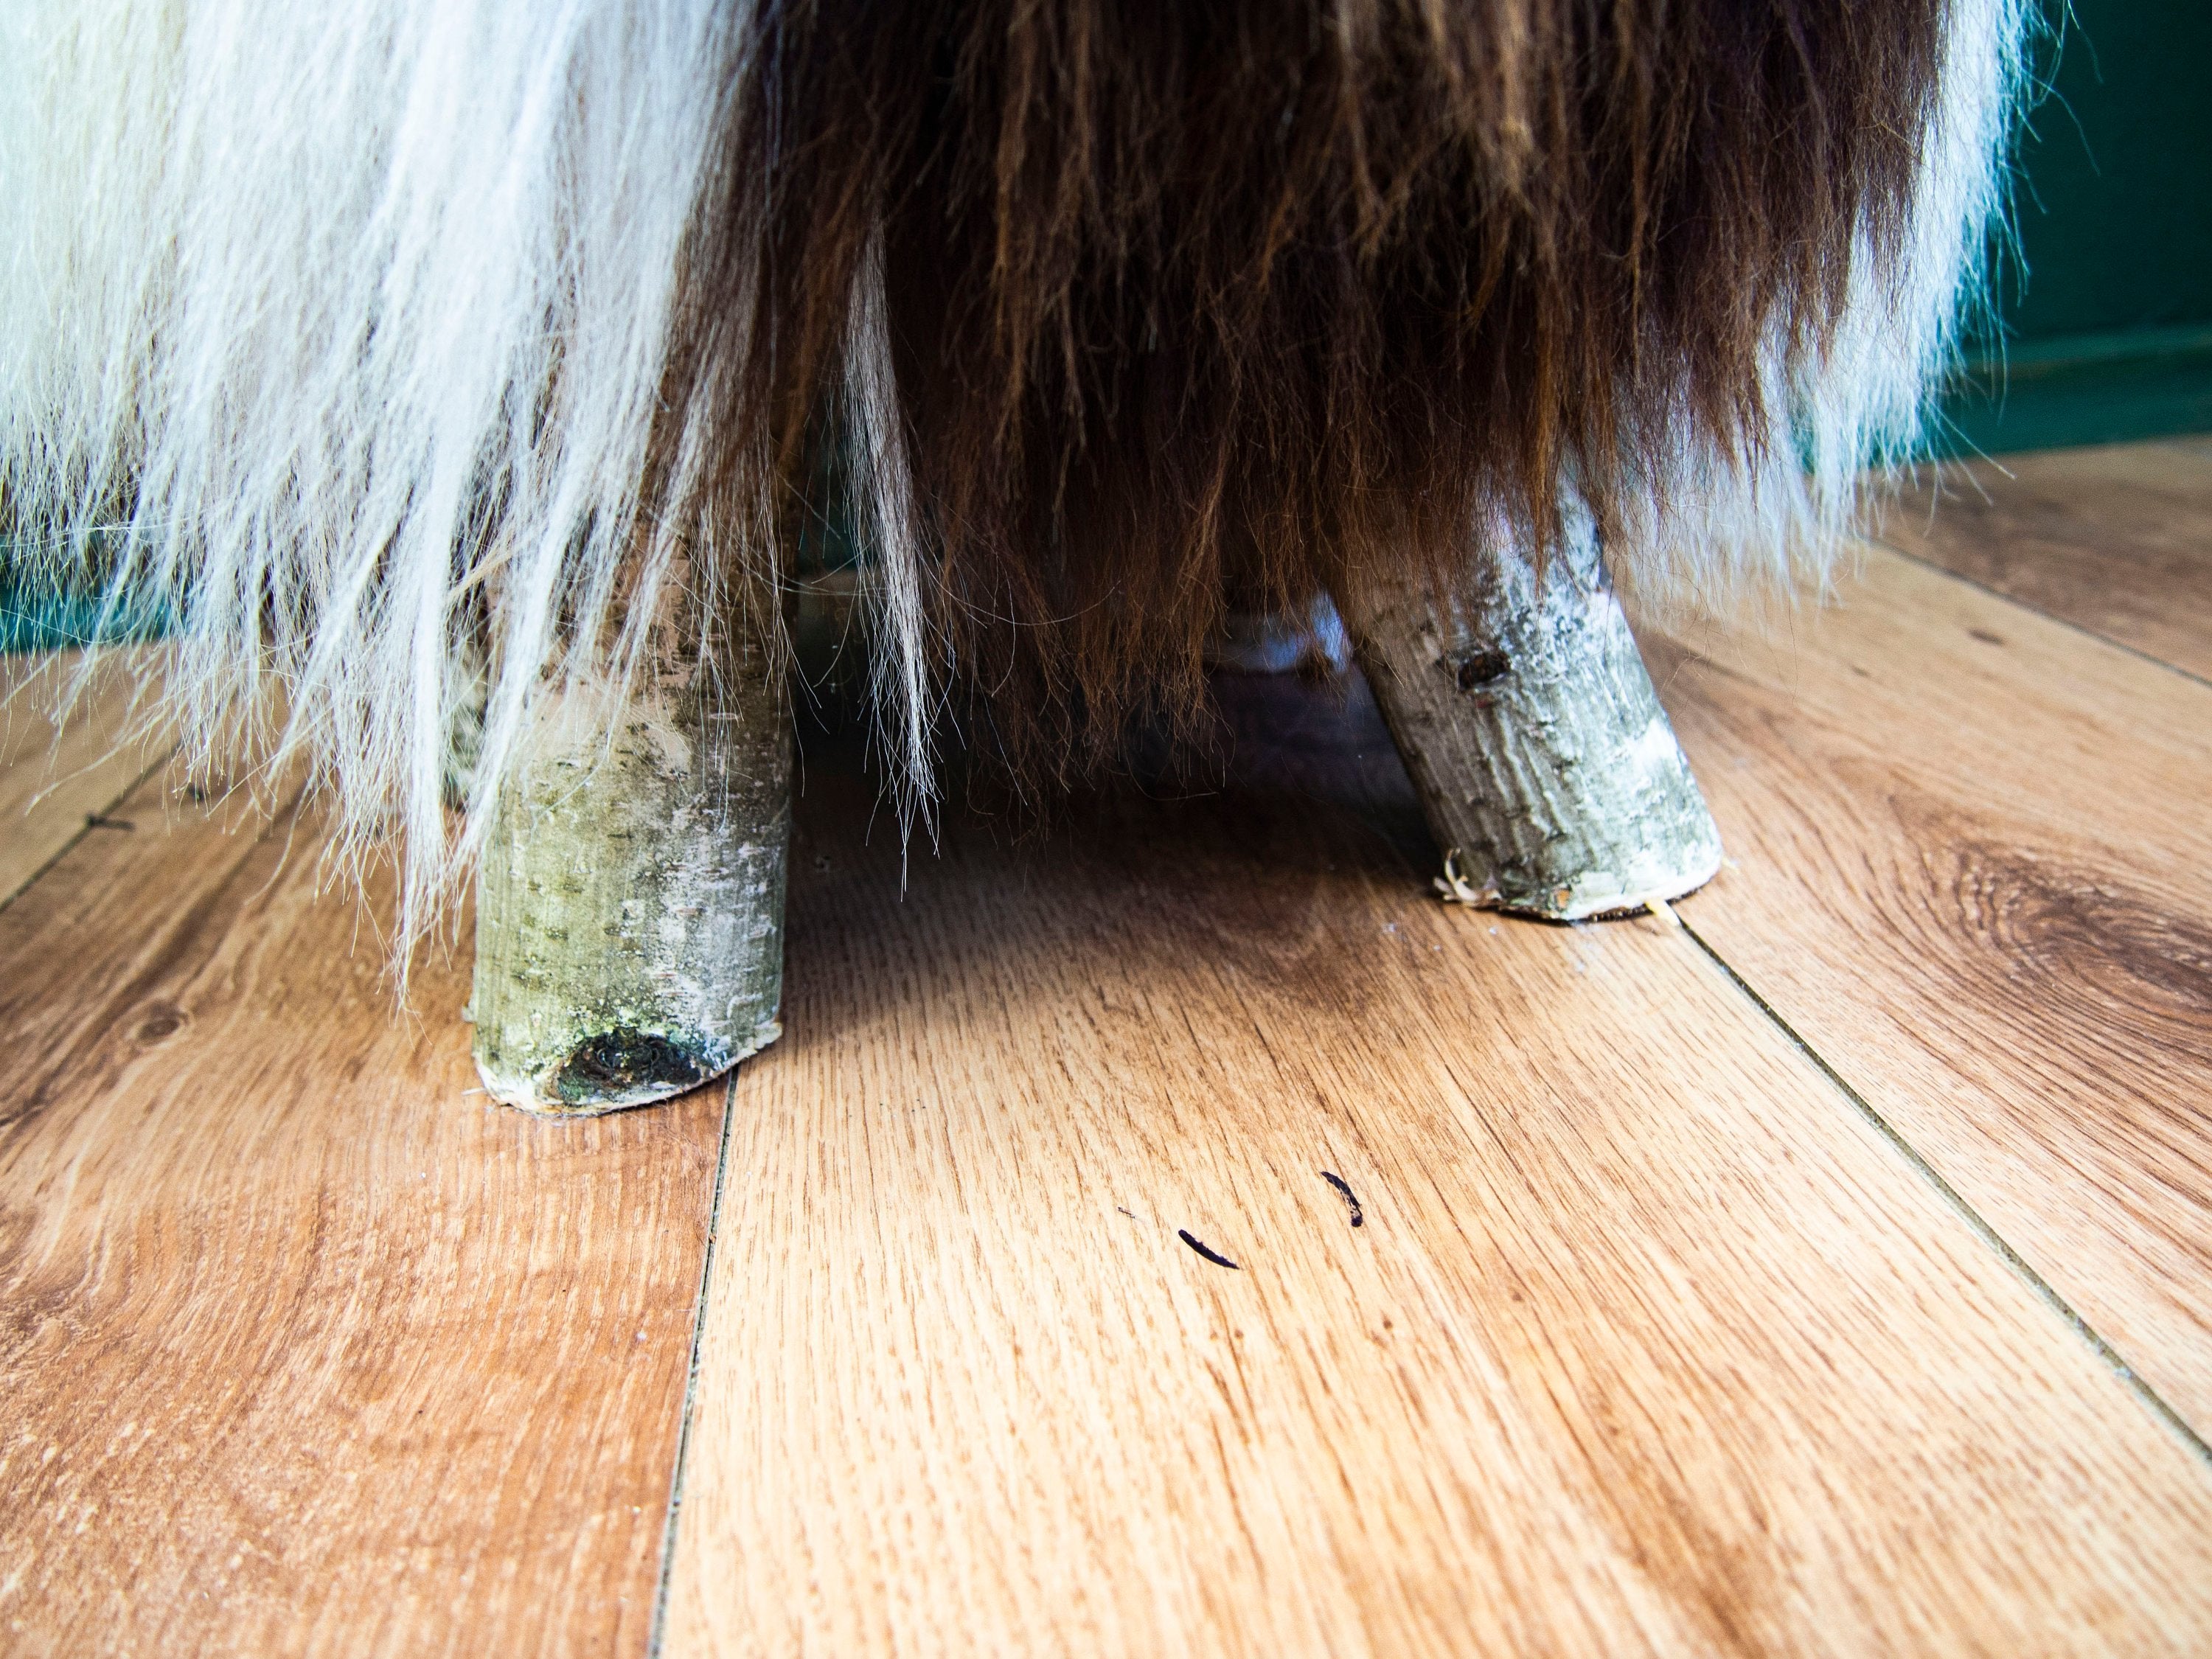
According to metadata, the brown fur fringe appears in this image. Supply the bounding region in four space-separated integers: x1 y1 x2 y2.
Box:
679 0 1958 778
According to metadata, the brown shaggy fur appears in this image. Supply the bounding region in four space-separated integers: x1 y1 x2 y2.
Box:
680 0 1955 776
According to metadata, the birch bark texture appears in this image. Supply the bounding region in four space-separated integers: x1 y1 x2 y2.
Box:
1338 524 1722 919
471 562 791 1115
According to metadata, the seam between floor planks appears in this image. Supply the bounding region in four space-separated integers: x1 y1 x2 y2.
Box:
1 649 175 910
1679 914 2212 1470
1644 536 2212 1437
1883 439 2212 684
650 1076 743 1659
1868 535 2212 695
1666 536 2212 1463
0 741 178 916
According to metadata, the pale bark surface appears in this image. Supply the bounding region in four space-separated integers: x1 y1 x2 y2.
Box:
472 571 791 1114
1338 526 1722 919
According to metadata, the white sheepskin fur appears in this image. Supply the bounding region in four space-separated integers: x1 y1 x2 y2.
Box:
1 0 2025 952
1 0 749 952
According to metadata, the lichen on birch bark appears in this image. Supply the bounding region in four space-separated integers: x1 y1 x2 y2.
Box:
470 559 791 1115
1336 519 1722 920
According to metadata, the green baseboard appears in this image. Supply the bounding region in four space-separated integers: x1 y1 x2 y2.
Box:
1933 322 2212 459
1 538 171 654
1 594 168 654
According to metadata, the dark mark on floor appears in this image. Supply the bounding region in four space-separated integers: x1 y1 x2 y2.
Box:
1178 1230 1240 1270
85 814 136 831
1321 1170 1365 1227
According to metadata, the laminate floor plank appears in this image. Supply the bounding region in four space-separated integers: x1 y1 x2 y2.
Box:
1 650 170 905
660 693 2212 1658
1882 437 2212 679
1647 543 2212 1434
0 769 725 1657
15 434 2212 1654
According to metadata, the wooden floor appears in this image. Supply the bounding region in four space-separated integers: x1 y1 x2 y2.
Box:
5 439 2211 1656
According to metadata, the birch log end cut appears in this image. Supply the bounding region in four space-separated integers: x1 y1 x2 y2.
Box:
470 592 792 1116
1338 524 1722 921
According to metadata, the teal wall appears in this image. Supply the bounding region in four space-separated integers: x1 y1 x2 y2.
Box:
1941 0 2212 453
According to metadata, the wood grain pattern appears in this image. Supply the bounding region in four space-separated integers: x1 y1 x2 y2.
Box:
661 689 2212 1658
1646 543 2212 1433
1881 437 2212 679
0 769 724 1657
0 651 170 905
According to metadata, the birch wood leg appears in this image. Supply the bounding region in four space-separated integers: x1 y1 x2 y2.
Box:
1335 524 1721 919
470 566 792 1115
